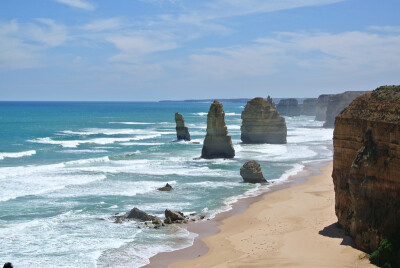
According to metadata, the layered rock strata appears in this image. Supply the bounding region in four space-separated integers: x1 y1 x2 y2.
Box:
241 97 287 144
201 101 235 159
175 112 190 141
240 160 267 183
332 85 400 253
277 98 300 116
301 98 318 116
324 91 368 128
315 94 332 121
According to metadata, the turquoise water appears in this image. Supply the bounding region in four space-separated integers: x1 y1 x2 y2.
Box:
0 102 333 267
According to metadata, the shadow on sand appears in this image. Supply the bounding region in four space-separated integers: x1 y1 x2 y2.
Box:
318 222 356 247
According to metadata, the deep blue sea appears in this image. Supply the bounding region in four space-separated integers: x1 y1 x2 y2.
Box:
0 102 333 267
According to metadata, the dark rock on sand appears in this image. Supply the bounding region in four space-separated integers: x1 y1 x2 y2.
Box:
158 183 173 191
201 100 235 159
164 209 185 224
241 97 287 144
175 112 191 141
240 160 267 183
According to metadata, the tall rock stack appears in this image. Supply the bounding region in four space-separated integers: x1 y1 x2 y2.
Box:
323 91 368 128
175 112 190 141
201 101 235 159
277 98 300 116
300 98 318 116
241 97 287 144
315 94 331 121
332 85 400 253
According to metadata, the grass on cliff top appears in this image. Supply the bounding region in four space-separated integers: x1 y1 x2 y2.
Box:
371 85 400 101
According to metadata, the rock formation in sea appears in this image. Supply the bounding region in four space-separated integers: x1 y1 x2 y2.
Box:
157 183 173 191
277 98 300 116
201 100 235 159
300 98 318 116
332 85 400 253
175 112 190 141
241 97 287 144
164 209 186 224
240 160 267 183
315 94 332 121
266 95 277 109
323 91 368 128
126 207 160 222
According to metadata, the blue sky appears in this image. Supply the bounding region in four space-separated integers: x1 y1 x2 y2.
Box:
0 0 399 101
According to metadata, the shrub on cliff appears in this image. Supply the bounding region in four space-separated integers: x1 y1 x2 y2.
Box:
369 232 400 268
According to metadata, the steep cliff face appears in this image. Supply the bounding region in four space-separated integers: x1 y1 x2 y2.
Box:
324 91 368 127
333 85 400 253
241 97 287 144
277 98 300 116
201 101 235 159
315 94 332 121
301 98 318 116
175 112 191 141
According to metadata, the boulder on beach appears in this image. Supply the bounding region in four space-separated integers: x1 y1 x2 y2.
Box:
241 97 287 144
175 112 191 141
158 183 173 191
201 100 235 159
240 160 267 183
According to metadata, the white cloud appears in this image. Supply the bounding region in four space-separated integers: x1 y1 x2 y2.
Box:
25 18 68 47
81 18 123 32
54 0 95 11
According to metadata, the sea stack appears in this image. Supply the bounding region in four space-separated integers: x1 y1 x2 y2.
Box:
315 94 332 121
240 160 267 183
175 112 190 141
241 97 287 144
300 98 318 116
323 91 368 128
332 85 400 253
201 100 235 159
277 98 300 116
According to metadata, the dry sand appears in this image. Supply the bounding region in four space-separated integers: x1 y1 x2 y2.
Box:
168 162 374 268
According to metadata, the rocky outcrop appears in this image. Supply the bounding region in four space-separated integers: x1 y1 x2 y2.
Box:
301 98 318 116
157 183 173 191
201 101 235 159
164 209 186 224
323 91 368 128
175 112 190 141
126 207 160 222
240 160 267 183
277 98 300 116
241 97 287 144
266 95 277 109
315 94 332 121
332 85 400 253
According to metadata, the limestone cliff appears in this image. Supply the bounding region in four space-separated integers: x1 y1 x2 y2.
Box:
241 97 287 144
301 98 317 116
324 91 368 128
277 98 300 116
201 101 235 159
175 112 191 141
332 85 400 253
315 94 332 121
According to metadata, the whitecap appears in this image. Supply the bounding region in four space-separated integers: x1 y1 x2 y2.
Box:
0 150 36 160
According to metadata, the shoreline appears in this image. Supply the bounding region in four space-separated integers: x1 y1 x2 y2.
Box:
144 159 354 268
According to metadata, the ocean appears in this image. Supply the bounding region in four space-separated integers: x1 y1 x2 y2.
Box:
0 101 333 267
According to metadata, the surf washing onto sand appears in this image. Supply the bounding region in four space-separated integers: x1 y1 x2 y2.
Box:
0 102 333 267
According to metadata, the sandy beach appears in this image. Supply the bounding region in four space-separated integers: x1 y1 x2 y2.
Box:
162 162 373 268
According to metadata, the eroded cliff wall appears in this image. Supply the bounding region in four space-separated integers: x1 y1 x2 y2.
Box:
333 85 400 252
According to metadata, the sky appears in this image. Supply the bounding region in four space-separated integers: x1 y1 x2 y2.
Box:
0 0 399 101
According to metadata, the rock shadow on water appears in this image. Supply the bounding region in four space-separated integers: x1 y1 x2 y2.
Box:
318 222 356 247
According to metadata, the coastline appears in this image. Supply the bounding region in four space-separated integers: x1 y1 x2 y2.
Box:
144 159 373 267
